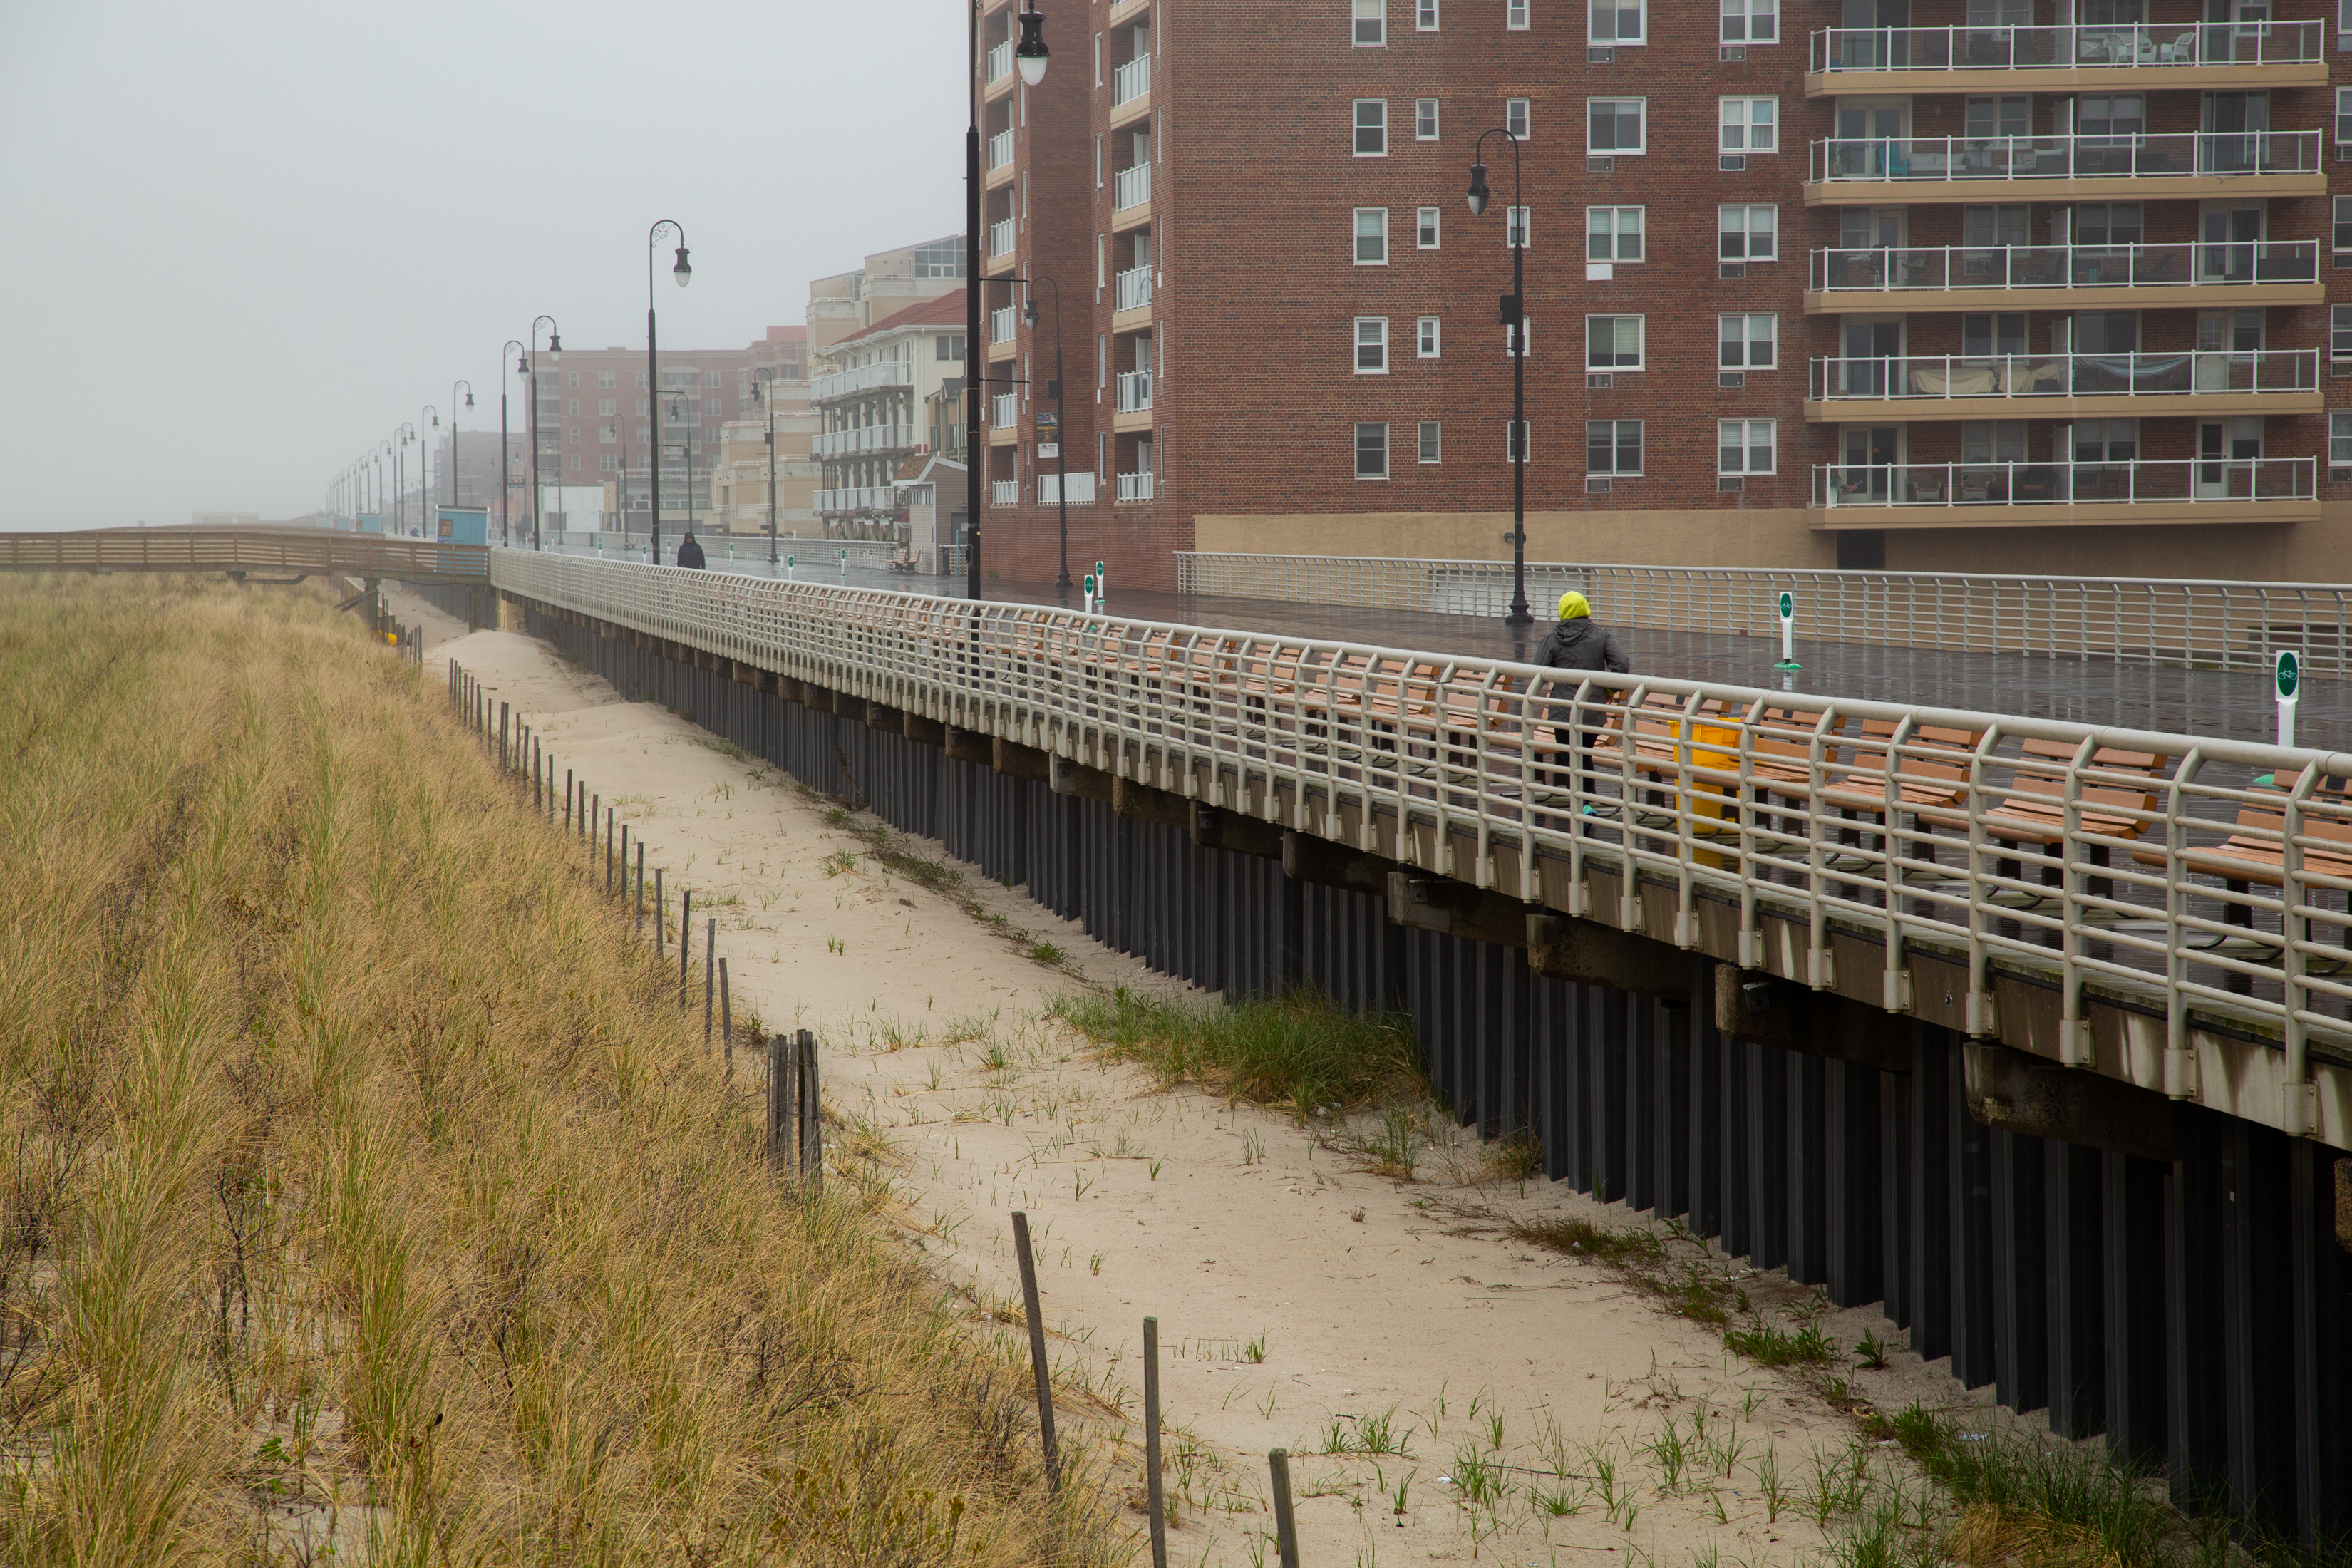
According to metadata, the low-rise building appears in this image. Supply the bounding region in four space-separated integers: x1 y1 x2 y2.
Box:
812 291 970 540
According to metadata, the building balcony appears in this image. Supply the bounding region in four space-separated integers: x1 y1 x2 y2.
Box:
1040 470 1097 504
1805 239 2321 313
1804 130 2323 205
1117 470 1155 502
1803 20 2323 96
991 391 1017 428
815 485 902 515
1115 163 1151 214
1115 265 1152 314
813 361 914 403
991 304 1018 344
1808 457 2318 527
1805 349 2319 420
988 128 1015 171
810 423 917 458
1115 368 1153 415
990 217 1016 257
986 39 1012 85
991 479 1018 504
1113 53 1151 111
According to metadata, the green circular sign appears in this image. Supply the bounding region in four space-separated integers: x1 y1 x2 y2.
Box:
1778 590 1794 620
2278 649 2301 699
1084 574 1097 594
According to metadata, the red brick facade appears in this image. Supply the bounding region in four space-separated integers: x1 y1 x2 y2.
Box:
971 0 2343 591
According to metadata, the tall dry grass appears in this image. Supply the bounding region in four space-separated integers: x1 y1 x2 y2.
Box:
0 574 1125 1565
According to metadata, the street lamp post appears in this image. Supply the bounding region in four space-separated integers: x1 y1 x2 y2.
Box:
501 339 526 545
527 316 562 552
669 397 701 542
421 408 437 537
646 221 693 566
966 4 1050 602
396 423 418 537
752 373 780 567
1468 130 1532 628
448 381 474 510
1018 275 1072 590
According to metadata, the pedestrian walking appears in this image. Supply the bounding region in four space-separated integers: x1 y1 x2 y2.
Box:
676 532 706 570
1529 590 1631 810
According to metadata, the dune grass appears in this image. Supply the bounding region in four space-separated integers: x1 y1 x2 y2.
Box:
1046 986 1424 1120
0 575 1123 1565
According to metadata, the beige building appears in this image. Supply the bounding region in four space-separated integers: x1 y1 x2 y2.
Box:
806 236 967 368
811 290 969 540
712 326 817 537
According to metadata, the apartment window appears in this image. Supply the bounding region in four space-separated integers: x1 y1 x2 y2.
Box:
938 334 966 360
1505 320 1533 355
1095 135 1103 187
1718 419 1776 475
1507 0 1530 27
1720 314 1777 367
599 453 618 472
1355 99 1388 155
1355 207 1390 264
637 399 649 415
567 372 579 388
568 454 581 472
1420 0 1440 26
1355 0 1386 45
1418 206 1443 247
1587 206 1644 261
1719 204 1778 259
1587 315 1644 370
2336 196 2352 255
598 424 617 443
1356 423 1391 478
1506 206 1532 247
1356 316 1390 372
1721 97 1778 153
1418 316 1443 357
1590 0 1641 43
567 399 580 416
1505 98 1530 139
2333 412 2352 466
1722 0 1778 42
1589 98 1646 154
2342 0 2352 49
1587 420 1643 475
636 372 649 388
1506 420 1531 460
1419 421 1443 463
598 398 615 416
2338 86 2352 147
1417 98 1441 139
636 427 649 443
597 371 616 388
2333 305 2352 363
569 425 581 443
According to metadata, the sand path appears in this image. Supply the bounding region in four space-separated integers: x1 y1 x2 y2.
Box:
388 586 1995 1568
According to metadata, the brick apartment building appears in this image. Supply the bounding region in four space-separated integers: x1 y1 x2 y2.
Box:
518 343 755 534
971 0 2351 592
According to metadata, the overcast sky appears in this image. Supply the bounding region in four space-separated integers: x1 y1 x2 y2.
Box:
0 0 969 529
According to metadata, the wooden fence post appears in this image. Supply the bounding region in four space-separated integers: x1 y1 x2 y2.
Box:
1012 1211 1061 1494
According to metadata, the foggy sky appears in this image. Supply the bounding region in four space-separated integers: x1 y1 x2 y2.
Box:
0 0 970 529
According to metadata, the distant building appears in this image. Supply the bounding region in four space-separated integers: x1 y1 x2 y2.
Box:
807 236 967 369
192 511 262 528
515 342 757 534
712 326 818 537
812 290 970 540
430 429 527 532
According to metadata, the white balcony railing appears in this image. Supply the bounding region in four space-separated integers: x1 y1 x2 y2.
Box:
1809 239 2320 293
1115 265 1152 311
1115 369 1154 413
813 361 916 403
1808 19 2323 73
991 305 1018 344
1039 470 1098 504
986 39 1012 82
1808 348 2318 402
1812 456 2316 508
813 485 901 514
992 391 1017 426
1810 130 2321 185
1117 470 1155 502
990 217 1016 257
1113 53 1151 105
988 128 1015 171
810 423 916 458
992 479 1018 504
1115 163 1151 212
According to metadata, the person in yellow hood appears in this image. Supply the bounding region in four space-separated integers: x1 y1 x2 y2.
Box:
1530 589 1631 810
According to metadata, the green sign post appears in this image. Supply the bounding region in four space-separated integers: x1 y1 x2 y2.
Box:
1083 572 1098 613
2276 648 2301 750
1773 589 1801 671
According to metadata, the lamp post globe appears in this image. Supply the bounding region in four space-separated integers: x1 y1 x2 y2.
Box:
1015 8 1048 81
673 246 692 286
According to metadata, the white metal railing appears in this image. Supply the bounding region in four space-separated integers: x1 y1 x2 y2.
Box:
1117 469 1155 501
986 38 1012 81
992 478 1018 504
1809 348 2317 401
991 391 1017 426
813 361 916 402
490 547 2352 1145
811 423 916 458
1810 239 2319 293
991 217 1016 257
1171 552 2352 679
813 485 899 512
989 128 1015 171
1811 456 2317 508
1115 163 1152 211
1808 19 2324 73
1115 369 1154 413
1115 265 1152 311
1114 53 1151 105
1039 470 1098 504
1810 129 2322 184
992 305 1018 344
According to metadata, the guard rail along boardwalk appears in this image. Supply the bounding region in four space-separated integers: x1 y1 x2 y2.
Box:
0 527 491 584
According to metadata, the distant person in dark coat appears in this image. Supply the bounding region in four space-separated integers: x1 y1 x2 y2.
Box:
1530 590 1632 807
676 532 706 570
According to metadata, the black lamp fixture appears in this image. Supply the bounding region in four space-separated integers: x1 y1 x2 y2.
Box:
1015 7 1050 82
1465 160 1491 216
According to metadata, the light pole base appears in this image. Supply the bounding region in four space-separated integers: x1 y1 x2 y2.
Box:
1503 610 1535 629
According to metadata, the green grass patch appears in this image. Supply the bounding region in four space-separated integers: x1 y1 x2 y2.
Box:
1046 986 1424 1117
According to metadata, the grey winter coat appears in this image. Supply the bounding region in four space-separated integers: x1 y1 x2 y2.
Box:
1529 617 1630 727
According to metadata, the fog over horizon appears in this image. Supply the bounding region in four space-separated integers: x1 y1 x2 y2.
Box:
0 0 969 530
